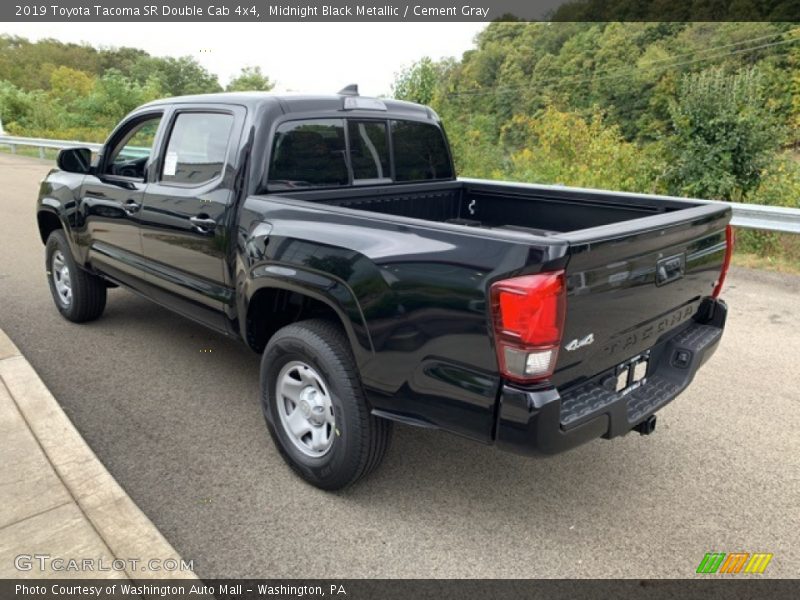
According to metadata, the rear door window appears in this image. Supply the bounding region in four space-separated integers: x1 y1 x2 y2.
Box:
391 120 453 182
268 119 348 190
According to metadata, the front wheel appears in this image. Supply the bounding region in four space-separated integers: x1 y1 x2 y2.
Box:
45 230 107 323
261 319 392 490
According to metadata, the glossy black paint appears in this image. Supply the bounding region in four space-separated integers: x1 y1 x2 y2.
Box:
496 299 728 455
36 91 732 453
56 147 92 174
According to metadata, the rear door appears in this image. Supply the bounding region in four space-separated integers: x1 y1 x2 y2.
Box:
554 204 731 389
138 105 245 330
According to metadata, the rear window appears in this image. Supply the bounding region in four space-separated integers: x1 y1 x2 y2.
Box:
267 117 452 190
348 120 390 184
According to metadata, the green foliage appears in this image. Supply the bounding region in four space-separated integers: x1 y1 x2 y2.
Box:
49 67 95 104
0 35 262 142
0 81 38 128
391 57 440 106
226 66 275 92
664 66 782 200
749 152 800 208
0 35 102 91
130 56 221 96
72 69 163 129
501 108 665 192
0 34 221 95
443 114 503 178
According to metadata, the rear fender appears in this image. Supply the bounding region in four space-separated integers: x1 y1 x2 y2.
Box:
240 267 374 370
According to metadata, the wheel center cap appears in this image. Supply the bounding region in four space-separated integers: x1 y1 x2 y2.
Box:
299 399 312 417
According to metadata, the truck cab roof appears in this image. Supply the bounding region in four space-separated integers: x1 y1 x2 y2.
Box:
141 91 438 121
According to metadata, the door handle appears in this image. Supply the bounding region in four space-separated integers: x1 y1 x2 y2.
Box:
190 215 217 233
122 199 141 214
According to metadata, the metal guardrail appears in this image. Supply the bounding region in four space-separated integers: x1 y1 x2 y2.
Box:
0 135 103 157
725 201 800 234
3 135 799 234
0 135 148 159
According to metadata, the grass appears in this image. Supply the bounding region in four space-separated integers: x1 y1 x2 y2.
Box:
732 251 800 275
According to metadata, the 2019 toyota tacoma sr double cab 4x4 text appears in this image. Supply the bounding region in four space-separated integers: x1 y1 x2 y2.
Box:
36 87 732 490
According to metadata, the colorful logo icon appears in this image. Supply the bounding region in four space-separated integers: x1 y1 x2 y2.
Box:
696 552 773 574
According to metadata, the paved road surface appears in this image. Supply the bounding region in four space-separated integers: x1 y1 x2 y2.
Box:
1 153 798 577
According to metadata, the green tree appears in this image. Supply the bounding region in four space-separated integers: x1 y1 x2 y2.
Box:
226 66 275 92
664 66 782 200
391 57 439 105
73 69 162 130
131 55 222 96
49 66 95 104
0 81 38 130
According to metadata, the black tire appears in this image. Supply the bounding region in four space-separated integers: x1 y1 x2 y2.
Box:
261 319 392 490
45 230 107 323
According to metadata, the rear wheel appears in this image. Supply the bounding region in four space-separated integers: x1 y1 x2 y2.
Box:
261 319 392 490
45 230 107 323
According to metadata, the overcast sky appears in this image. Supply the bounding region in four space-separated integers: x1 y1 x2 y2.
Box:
1 23 486 96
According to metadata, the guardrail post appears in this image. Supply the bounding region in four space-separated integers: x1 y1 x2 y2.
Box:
10 144 16 155
38 146 45 159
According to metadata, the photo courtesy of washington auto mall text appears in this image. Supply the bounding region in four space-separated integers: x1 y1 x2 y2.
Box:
1 0 799 599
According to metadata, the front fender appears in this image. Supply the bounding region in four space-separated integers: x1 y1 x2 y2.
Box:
37 170 84 259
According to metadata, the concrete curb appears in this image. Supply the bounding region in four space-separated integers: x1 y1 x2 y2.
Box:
0 328 197 580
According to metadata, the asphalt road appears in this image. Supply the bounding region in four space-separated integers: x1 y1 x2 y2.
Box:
1 153 798 578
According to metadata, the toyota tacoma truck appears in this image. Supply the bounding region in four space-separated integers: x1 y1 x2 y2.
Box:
36 87 732 490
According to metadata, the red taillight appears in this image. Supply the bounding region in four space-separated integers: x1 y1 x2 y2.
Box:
712 225 734 299
490 270 566 384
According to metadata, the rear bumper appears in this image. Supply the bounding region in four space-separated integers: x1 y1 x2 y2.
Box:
495 298 727 456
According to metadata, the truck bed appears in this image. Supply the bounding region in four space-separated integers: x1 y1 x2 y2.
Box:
271 178 699 238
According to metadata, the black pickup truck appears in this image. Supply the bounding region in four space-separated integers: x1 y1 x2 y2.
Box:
37 88 732 489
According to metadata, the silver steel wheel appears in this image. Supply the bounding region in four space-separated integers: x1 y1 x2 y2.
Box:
275 360 336 457
51 250 72 307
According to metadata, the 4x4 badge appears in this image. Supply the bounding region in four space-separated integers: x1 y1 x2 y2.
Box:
565 333 594 351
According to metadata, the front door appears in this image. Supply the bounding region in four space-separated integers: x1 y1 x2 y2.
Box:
80 112 164 290
138 107 243 331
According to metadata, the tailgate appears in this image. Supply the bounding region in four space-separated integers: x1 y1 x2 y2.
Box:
553 203 731 390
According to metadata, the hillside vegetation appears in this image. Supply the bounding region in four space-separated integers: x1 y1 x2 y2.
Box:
0 35 272 142
391 22 800 264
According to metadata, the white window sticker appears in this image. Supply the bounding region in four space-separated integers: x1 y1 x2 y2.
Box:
163 152 178 177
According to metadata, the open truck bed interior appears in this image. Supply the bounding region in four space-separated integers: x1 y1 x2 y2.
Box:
269 179 702 237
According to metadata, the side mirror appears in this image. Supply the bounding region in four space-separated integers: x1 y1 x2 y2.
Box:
56 147 93 174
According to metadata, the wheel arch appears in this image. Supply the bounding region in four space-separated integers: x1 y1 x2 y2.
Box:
37 208 65 245
241 274 374 370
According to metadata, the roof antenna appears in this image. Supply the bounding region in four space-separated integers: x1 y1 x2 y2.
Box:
338 84 359 96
